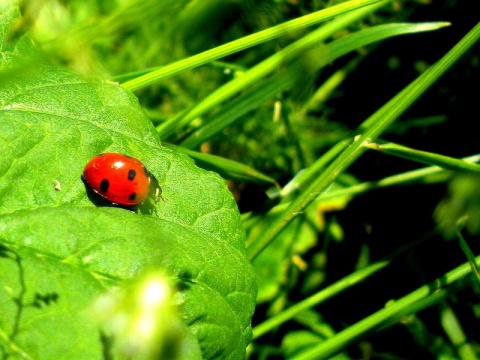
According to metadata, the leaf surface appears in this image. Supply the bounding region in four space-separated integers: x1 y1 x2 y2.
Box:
0 9 256 359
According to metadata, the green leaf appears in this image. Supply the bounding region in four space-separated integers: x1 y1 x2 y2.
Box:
0 5 36 60
0 49 256 360
164 143 278 185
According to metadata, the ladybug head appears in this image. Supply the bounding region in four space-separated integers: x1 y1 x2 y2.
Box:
149 175 164 203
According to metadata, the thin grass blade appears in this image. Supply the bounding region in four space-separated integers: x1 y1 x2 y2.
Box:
291 255 480 360
365 141 480 174
120 0 388 92
164 143 279 185
247 21 479 261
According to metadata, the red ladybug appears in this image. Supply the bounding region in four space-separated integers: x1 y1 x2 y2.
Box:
83 153 162 206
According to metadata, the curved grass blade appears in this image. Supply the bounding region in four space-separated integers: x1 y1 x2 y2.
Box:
252 260 389 340
156 1 391 139
313 154 480 203
365 141 480 174
180 20 448 147
164 143 279 185
456 224 480 290
120 0 387 92
247 21 478 261
291 255 480 360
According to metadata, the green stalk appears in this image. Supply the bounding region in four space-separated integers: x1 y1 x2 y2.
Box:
156 1 391 138
247 21 479 261
282 154 480 202
121 0 387 92
292 255 480 360
365 141 480 174
252 261 389 339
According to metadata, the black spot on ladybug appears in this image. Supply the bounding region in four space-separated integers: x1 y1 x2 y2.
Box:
99 179 109 193
128 169 136 181
129 193 137 201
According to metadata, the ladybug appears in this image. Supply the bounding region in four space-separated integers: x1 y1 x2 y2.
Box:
82 153 162 207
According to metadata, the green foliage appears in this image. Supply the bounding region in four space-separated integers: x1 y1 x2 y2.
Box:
0 5 255 359
1 0 480 359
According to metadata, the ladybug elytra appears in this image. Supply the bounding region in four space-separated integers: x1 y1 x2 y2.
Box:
82 153 162 206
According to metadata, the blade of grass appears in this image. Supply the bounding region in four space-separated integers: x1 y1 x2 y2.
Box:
120 0 387 92
291 255 480 360
179 72 296 149
163 143 279 185
456 221 480 290
247 21 479 261
278 142 349 199
252 260 389 340
45 0 187 56
364 141 480 174
157 1 391 139
315 154 480 202
440 304 478 360
179 21 446 148
254 154 479 243
300 56 364 115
